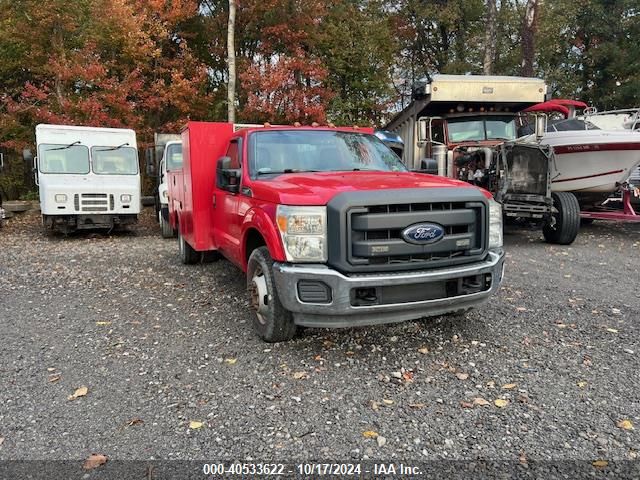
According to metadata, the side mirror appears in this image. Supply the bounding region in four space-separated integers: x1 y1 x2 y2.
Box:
535 114 547 140
419 158 439 175
144 147 156 176
216 156 240 193
418 118 428 143
23 149 33 164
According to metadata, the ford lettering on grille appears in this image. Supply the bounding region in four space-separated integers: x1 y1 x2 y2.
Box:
401 223 445 245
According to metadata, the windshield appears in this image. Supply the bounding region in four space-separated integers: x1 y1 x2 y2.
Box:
248 130 407 177
39 144 90 174
447 115 517 142
165 143 183 170
91 146 138 175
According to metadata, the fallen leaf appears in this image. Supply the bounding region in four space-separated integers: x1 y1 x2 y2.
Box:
189 421 203 430
48 375 61 383
592 460 608 468
126 418 144 427
408 403 426 409
617 420 634 431
456 373 469 380
577 381 587 388
502 383 517 390
473 397 490 406
418 347 429 355
460 401 474 408
292 371 308 380
96 321 111 326
402 371 414 382
370 401 379 411
494 399 509 408
382 399 394 405
224 358 237 365
68 386 88 401
363 430 379 438
83 454 108 470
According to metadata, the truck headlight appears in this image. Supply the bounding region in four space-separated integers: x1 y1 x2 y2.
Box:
488 199 503 249
121 194 132 203
276 205 327 262
54 194 67 203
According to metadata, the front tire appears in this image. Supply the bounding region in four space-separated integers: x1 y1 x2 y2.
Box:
178 230 200 264
543 192 580 245
246 246 296 342
159 209 174 238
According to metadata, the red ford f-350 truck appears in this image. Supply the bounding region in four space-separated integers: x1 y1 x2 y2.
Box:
168 121 505 342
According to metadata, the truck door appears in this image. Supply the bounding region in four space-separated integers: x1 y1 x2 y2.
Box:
214 138 243 263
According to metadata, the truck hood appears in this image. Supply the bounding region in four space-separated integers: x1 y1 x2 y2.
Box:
249 171 490 205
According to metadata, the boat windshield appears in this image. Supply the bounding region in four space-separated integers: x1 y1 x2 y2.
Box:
39 144 90 174
547 118 600 132
447 115 517 142
91 146 138 175
248 130 407 177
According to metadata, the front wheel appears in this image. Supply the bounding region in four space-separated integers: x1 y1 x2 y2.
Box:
246 247 296 342
543 192 580 245
178 230 200 264
159 209 174 238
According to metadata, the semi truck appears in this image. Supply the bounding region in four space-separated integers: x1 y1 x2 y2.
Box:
24 124 141 233
168 121 505 342
386 74 580 244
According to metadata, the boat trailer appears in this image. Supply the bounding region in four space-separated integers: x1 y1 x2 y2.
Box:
580 182 640 222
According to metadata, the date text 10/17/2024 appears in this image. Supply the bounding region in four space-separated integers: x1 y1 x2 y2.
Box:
202 463 422 476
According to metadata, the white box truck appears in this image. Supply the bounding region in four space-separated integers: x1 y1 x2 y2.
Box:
144 133 181 238
24 124 141 233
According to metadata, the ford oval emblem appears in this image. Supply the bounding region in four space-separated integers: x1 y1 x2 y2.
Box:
401 223 445 245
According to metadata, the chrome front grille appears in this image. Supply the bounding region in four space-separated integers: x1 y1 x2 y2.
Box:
80 193 109 212
348 201 485 269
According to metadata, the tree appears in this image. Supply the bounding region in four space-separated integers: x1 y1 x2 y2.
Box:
521 0 540 76
227 0 236 122
483 0 497 74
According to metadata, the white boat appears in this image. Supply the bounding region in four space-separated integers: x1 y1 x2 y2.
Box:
521 101 640 206
543 130 640 198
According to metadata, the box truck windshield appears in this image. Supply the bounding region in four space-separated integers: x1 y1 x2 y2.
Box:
447 116 517 143
39 144 90 174
249 130 407 176
91 146 138 175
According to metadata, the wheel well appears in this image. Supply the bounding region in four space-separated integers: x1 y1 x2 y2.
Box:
245 229 267 264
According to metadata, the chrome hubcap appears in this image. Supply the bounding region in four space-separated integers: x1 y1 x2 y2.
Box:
249 268 269 325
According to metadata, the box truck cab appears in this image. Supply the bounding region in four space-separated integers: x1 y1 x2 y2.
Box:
25 124 140 233
158 140 182 237
169 122 505 342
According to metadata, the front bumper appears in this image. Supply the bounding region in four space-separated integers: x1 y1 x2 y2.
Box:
273 250 505 328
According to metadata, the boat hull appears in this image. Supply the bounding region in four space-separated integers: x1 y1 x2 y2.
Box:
542 131 640 200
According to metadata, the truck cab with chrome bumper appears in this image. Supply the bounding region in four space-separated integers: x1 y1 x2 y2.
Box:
271 187 505 328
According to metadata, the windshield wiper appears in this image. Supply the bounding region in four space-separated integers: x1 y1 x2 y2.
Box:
94 143 130 152
256 169 320 175
47 141 81 151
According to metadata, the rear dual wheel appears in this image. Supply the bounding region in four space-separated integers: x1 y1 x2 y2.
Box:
178 230 200 264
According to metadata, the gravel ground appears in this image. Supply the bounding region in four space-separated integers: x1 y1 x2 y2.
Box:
0 208 639 466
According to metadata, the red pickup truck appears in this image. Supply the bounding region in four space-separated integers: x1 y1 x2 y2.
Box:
168 122 505 342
